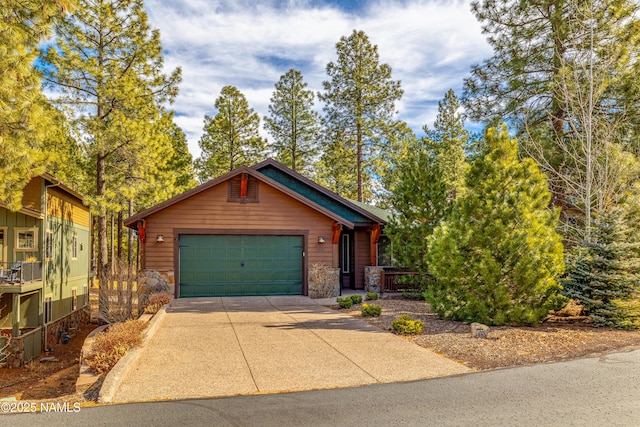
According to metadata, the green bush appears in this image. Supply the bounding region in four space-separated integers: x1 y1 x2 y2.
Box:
361 303 382 317
545 293 570 312
350 294 363 304
402 291 423 300
336 297 353 309
392 314 424 334
366 292 379 300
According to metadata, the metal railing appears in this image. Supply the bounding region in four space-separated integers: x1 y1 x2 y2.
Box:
380 268 420 293
0 261 43 284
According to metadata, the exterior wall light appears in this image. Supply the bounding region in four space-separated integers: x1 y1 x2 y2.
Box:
156 235 165 243
318 236 325 244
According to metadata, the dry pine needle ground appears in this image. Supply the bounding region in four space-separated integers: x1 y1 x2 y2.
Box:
339 299 640 370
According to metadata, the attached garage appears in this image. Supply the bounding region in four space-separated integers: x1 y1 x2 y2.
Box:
178 234 304 297
124 159 387 299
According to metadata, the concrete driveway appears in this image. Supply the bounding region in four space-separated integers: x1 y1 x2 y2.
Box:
102 296 470 403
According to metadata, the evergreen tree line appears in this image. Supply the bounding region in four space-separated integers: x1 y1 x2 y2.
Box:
195 29 408 206
2 0 639 327
388 0 640 328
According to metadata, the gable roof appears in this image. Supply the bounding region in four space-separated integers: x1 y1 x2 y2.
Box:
123 166 355 229
252 158 387 225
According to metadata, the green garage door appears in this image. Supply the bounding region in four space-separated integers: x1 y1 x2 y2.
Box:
179 235 304 297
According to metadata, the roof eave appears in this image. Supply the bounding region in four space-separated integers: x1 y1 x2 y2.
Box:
124 166 355 230
252 158 387 224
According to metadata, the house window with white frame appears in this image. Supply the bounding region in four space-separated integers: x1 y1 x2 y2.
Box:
15 228 38 251
45 230 54 260
71 288 77 311
71 235 78 260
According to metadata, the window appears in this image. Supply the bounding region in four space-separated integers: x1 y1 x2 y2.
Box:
377 235 394 266
228 174 259 202
71 235 78 260
45 230 53 260
15 228 37 251
341 234 350 274
44 296 53 323
71 288 77 311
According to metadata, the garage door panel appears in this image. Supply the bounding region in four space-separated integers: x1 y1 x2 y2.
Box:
179 235 303 297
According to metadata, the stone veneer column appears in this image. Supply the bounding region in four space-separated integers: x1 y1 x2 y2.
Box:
364 266 384 293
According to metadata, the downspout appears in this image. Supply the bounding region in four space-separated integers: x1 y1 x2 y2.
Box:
42 180 61 352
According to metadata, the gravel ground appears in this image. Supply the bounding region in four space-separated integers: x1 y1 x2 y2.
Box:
337 299 640 370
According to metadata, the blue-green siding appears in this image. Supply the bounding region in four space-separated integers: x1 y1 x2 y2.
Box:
258 165 371 223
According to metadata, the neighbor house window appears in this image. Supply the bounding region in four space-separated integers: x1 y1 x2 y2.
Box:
71 235 78 260
71 288 77 311
44 295 53 323
228 174 259 202
15 228 37 251
45 230 54 260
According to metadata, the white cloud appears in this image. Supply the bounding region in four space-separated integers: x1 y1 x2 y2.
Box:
145 0 491 157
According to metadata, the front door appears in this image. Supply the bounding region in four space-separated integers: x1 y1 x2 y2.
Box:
340 232 354 290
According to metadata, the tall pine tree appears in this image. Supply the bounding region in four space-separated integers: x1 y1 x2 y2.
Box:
195 85 265 181
463 0 640 241
264 69 320 174
43 0 182 305
426 125 565 325
318 30 403 202
0 1 73 209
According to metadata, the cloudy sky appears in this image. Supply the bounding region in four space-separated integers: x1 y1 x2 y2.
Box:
143 0 492 158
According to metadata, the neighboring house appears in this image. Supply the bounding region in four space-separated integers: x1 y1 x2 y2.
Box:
124 158 391 298
0 174 91 366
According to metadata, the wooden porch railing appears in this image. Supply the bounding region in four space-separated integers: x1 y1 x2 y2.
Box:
380 269 420 293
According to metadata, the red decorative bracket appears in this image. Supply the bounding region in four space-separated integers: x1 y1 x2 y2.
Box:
240 173 248 197
332 223 342 244
137 219 146 243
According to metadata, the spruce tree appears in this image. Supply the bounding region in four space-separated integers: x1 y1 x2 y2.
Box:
264 69 320 174
195 85 265 181
564 208 640 328
426 125 565 325
318 30 403 202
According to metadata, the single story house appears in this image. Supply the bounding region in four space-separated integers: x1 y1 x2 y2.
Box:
124 159 391 298
1 174 91 366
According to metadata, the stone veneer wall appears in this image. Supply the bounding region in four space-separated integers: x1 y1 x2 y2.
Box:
4 307 89 368
44 307 91 350
137 270 174 309
364 266 384 293
308 264 340 298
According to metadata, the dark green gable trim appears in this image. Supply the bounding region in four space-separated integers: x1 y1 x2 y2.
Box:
257 165 372 223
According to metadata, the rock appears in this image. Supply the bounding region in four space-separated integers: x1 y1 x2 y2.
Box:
40 356 59 363
470 322 490 339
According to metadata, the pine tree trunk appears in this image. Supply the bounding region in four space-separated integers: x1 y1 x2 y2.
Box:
97 152 109 321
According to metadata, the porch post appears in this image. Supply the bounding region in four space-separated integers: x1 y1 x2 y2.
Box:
370 224 381 266
12 293 20 337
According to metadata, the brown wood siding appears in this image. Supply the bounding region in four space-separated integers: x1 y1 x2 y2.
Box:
354 229 370 289
21 177 42 212
46 187 90 227
143 182 338 271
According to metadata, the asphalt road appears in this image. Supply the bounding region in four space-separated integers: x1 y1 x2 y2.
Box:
3 349 639 427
